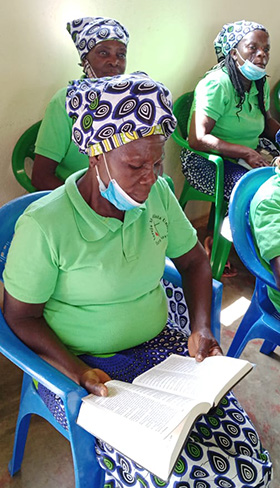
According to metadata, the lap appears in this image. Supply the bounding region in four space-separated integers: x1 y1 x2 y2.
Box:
36 324 273 487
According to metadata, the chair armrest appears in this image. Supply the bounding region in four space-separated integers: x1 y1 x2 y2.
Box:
172 130 224 167
0 312 87 402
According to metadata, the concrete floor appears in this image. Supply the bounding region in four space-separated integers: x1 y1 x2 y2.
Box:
0 245 279 487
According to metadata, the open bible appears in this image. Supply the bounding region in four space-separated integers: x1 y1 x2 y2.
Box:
77 354 253 481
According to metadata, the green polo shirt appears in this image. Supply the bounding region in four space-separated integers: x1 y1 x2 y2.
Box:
250 167 280 311
188 67 270 149
4 173 197 355
35 87 89 181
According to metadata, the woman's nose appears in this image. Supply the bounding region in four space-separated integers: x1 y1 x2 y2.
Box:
256 47 269 62
139 168 157 186
109 55 119 66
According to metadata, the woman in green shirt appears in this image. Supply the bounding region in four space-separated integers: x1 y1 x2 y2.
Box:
4 73 272 487
181 20 280 275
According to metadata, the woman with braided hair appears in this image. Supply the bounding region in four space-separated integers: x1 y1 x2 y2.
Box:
180 20 280 276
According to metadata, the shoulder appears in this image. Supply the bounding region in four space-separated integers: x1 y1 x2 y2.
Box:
49 86 68 104
17 187 71 235
251 174 280 219
196 67 232 91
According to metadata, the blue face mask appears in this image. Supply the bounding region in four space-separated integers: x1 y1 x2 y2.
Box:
95 155 142 211
237 50 267 81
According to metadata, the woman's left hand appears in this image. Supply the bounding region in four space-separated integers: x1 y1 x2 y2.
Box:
188 327 223 362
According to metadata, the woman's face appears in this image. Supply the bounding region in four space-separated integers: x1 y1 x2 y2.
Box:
231 30 270 69
96 135 165 203
85 40 127 78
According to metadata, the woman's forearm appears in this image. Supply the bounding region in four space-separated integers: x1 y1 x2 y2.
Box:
3 290 110 395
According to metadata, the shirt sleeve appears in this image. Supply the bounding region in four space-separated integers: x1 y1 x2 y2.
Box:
251 197 280 264
194 72 229 122
160 183 197 258
3 214 59 303
35 87 72 163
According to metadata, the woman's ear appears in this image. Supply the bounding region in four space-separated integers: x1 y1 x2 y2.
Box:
230 48 238 62
89 154 102 168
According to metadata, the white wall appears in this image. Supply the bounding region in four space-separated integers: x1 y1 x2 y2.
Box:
1 0 280 216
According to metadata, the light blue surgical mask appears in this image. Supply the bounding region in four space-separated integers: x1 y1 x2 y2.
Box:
95 154 142 211
237 50 267 81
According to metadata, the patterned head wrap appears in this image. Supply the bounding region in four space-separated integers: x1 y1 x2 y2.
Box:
66 72 177 156
67 16 129 60
214 20 268 62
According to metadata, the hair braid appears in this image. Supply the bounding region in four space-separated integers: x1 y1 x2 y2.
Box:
224 54 267 120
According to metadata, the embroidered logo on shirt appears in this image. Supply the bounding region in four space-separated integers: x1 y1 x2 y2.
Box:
149 215 168 245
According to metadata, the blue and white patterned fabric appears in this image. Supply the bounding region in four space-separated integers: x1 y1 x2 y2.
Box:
181 138 280 203
66 16 129 60
66 73 177 155
214 20 268 62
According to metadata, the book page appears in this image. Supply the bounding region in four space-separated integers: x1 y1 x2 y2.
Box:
79 380 210 437
134 354 253 406
77 381 211 481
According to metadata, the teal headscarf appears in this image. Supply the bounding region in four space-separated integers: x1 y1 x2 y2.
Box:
214 20 268 62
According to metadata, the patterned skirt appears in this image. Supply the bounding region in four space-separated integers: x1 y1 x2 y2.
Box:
180 138 280 202
37 322 273 487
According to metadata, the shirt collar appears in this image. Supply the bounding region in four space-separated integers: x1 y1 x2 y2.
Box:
65 170 146 241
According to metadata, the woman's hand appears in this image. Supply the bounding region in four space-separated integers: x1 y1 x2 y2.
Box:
188 328 223 362
243 148 269 168
80 368 112 397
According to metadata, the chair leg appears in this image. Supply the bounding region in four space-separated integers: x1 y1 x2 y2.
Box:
70 423 105 488
226 294 261 358
211 234 232 281
8 413 31 475
260 340 277 355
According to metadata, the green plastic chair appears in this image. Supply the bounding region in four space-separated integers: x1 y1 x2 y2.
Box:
12 121 175 194
172 92 231 280
274 80 280 114
11 121 42 193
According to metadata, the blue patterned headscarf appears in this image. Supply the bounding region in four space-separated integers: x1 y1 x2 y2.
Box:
65 72 177 156
67 17 130 60
214 20 268 62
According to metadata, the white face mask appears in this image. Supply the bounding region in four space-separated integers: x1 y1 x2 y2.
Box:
236 50 267 81
83 59 98 79
95 154 142 211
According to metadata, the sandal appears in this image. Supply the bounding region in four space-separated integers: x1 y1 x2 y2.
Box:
222 260 238 278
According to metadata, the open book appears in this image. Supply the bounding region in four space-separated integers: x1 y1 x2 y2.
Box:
77 354 253 481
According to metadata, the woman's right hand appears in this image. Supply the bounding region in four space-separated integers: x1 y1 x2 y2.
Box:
80 368 112 397
243 148 269 168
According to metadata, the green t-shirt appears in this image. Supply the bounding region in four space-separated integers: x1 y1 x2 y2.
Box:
188 67 270 149
4 173 197 355
35 87 89 181
250 168 280 311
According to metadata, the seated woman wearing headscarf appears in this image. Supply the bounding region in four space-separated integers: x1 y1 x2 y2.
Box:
4 73 272 487
181 20 280 276
31 16 129 190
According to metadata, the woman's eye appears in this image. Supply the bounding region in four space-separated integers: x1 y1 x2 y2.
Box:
118 53 126 59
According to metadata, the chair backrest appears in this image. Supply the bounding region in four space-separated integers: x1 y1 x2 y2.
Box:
228 166 278 289
0 191 50 280
172 92 194 141
274 80 280 114
11 121 42 193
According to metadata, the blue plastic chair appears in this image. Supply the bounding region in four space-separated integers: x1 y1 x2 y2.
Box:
0 192 222 486
227 166 280 358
